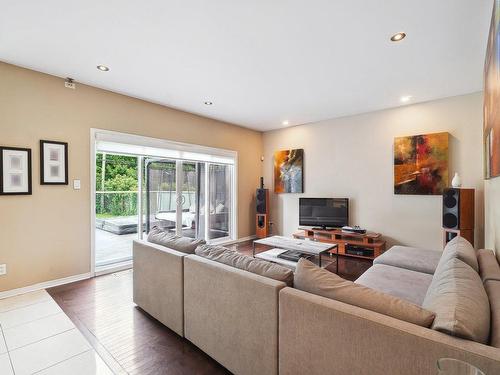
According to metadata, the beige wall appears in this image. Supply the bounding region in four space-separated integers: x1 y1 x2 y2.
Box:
263 93 484 251
485 178 500 257
0 62 263 292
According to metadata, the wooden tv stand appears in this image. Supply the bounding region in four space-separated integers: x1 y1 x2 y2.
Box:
293 228 386 260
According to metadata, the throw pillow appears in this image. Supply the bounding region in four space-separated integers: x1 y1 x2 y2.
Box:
423 258 490 344
147 226 205 254
195 244 294 286
439 236 478 273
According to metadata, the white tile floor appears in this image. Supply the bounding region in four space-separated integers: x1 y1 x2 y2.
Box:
0 290 114 375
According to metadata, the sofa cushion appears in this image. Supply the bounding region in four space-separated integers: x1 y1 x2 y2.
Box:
294 259 435 327
147 226 206 254
439 236 478 273
355 264 433 306
422 258 490 344
373 245 441 275
477 249 500 283
195 244 294 286
485 280 500 348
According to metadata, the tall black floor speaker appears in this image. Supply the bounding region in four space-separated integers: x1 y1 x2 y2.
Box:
442 188 474 246
256 186 269 238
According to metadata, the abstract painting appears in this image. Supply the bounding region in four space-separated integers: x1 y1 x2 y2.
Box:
484 0 500 179
274 149 303 193
0 146 32 195
394 132 449 195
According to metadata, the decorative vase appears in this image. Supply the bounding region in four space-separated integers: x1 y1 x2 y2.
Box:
451 172 462 188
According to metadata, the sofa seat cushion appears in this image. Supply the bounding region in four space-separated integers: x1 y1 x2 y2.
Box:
355 264 433 306
373 245 441 275
485 280 500 348
478 249 500 283
423 258 490 344
294 259 435 327
438 236 478 273
147 226 205 254
195 244 294 286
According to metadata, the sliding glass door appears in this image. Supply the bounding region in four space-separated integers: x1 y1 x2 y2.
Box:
95 152 139 267
145 159 178 234
144 159 232 241
207 163 232 240
93 130 237 272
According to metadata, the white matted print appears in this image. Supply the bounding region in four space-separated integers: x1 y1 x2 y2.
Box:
0 147 32 195
40 140 68 184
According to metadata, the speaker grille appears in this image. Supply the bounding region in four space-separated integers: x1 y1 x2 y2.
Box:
444 195 457 209
442 188 459 229
256 190 265 201
443 213 458 229
256 189 267 214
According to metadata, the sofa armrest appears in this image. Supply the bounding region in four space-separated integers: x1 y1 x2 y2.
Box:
133 239 187 336
279 287 500 375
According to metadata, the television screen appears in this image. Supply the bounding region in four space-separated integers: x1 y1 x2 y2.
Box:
299 198 349 228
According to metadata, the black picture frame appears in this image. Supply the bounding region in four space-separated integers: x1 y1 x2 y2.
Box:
0 146 32 195
40 140 69 185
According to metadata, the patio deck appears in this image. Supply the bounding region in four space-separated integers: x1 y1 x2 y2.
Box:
95 229 137 266
95 217 229 267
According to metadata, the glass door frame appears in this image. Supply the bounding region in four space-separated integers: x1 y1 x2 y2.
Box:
91 128 238 276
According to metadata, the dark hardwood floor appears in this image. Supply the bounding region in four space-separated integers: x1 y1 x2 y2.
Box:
47 240 372 374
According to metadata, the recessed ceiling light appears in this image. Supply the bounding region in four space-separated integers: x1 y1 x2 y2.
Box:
282 120 289 126
390 32 406 42
204 101 213 106
400 95 412 103
97 65 109 72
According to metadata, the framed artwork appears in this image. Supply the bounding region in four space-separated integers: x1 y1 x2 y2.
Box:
274 149 303 193
484 0 500 179
0 146 32 195
394 132 449 195
40 140 68 185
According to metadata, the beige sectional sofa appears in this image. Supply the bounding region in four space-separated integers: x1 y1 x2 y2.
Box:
133 235 500 375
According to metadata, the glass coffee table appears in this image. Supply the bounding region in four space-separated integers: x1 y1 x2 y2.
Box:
253 236 338 271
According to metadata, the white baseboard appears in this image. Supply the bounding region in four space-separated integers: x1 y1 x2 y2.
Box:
0 272 92 300
95 261 133 277
219 235 256 246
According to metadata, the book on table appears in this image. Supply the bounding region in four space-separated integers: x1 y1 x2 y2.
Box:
277 250 313 262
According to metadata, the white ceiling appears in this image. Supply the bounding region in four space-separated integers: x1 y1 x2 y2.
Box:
0 0 493 131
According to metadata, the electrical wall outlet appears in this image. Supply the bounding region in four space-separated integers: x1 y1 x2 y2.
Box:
0 264 6 276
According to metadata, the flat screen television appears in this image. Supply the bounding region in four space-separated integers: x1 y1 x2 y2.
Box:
299 198 349 229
